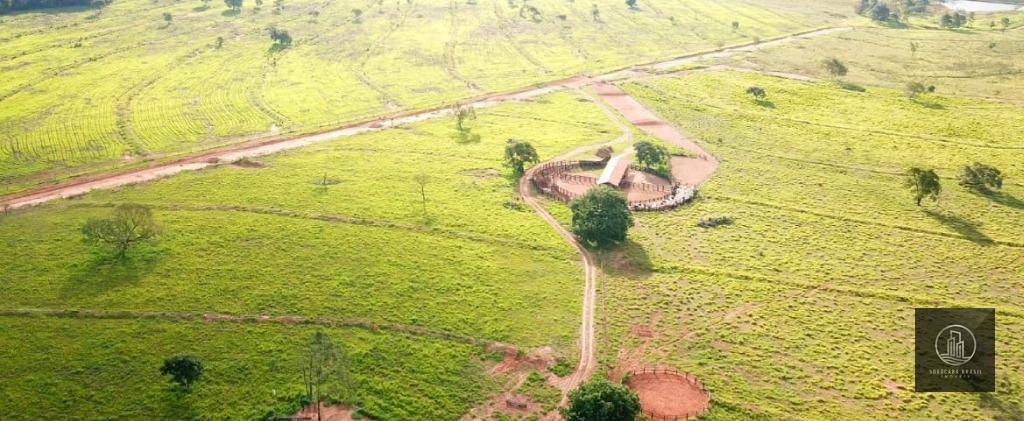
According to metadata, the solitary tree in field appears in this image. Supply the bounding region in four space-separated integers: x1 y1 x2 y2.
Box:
562 379 641 421
215 36 224 48
301 331 353 420
162 12 172 24
822 57 848 79
905 167 941 206
624 0 636 9
870 3 890 21
352 8 363 22
160 355 203 392
453 104 476 133
959 163 1003 193
81 203 160 258
904 81 927 99
570 186 634 248
591 4 600 22
267 26 292 49
413 173 431 219
634 140 668 170
224 0 242 11
503 139 539 176
731 21 739 30
746 86 766 101
909 41 918 58
1002 17 1012 31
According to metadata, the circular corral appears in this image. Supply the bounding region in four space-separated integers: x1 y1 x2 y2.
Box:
626 369 711 419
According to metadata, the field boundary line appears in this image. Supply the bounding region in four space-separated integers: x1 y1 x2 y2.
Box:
0 308 505 346
0 26 844 210
715 194 1024 248
65 202 570 254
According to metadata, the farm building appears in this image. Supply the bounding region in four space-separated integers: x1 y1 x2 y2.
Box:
597 155 630 188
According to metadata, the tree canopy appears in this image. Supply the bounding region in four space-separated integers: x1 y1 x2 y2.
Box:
160 355 203 391
570 186 634 248
822 58 848 78
562 379 641 421
633 140 667 170
905 167 941 206
503 139 539 175
81 203 160 257
745 86 766 101
959 163 1003 193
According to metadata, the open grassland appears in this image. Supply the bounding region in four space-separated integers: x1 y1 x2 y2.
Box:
0 317 498 419
0 0 853 193
725 22 1024 103
590 71 1024 418
0 91 619 417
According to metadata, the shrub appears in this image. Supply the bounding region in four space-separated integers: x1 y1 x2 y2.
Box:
562 379 641 421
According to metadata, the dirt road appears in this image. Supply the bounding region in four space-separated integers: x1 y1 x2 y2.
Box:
0 27 847 211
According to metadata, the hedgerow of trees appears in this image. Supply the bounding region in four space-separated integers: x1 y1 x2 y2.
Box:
1 0 104 13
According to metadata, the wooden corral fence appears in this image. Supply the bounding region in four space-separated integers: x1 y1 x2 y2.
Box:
627 366 712 421
531 160 681 208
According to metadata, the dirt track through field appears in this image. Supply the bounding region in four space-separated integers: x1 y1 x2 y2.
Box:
0 25 847 417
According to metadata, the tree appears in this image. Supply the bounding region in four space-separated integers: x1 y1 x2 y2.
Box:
300 331 353 419
591 3 600 22
1002 17 1011 30
904 81 926 98
624 0 635 9
254 0 262 8
224 0 242 11
268 27 292 48
731 21 739 30
746 86 766 101
81 203 160 258
870 3 890 21
570 186 634 248
160 355 203 391
959 163 1003 193
562 379 641 421
909 41 918 58
905 167 941 206
215 36 224 48
503 139 539 176
595 145 614 162
413 173 430 219
453 104 476 134
634 140 667 170
162 12 172 23
352 8 362 22
821 57 848 78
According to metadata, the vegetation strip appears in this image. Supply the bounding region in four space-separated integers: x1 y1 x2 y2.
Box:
0 308 502 347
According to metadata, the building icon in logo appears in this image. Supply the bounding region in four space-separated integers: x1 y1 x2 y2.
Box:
935 324 976 366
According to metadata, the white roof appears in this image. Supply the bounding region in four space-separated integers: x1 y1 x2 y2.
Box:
597 155 630 186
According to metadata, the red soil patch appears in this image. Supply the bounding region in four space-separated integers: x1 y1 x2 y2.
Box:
627 371 710 419
291 403 354 421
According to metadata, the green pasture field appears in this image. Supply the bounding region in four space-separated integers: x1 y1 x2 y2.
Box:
0 317 498 419
588 71 1024 418
0 0 852 194
0 91 616 417
725 22 1024 103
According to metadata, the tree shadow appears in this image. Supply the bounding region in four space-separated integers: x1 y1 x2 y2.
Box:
60 249 163 299
837 81 866 92
454 129 481 144
978 379 1023 420
596 240 653 280
973 189 1024 211
221 8 240 16
912 98 945 110
922 209 993 246
159 388 200 420
754 99 775 109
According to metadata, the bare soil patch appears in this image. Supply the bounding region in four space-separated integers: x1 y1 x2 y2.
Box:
290 403 355 421
627 371 710 419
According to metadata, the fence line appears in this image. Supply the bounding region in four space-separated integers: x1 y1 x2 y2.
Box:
627 366 712 420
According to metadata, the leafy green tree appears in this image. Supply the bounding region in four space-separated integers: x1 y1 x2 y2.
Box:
562 379 641 421
224 0 242 11
904 81 926 98
160 355 203 391
870 3 889 21
746 86 766 101
634 140 667 170
570 186 634 248
162 12 172 23
352 8 362 22
1002 17 1011 30
81 203 160 258
959 163 1003 193
268 26 292 47
301 331 354 420
503 139 539 175
591 4 600 22
624 0 635 9
822 57 848 78
905 167 941 206
731 21 739 30
215 36 224 48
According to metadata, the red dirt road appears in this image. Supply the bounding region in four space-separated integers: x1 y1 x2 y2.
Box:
592 82 719 187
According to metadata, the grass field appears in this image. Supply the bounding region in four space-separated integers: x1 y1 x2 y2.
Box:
725 22 1024 103
0 90 621 418
587 70 1024 419
0 0 853 194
